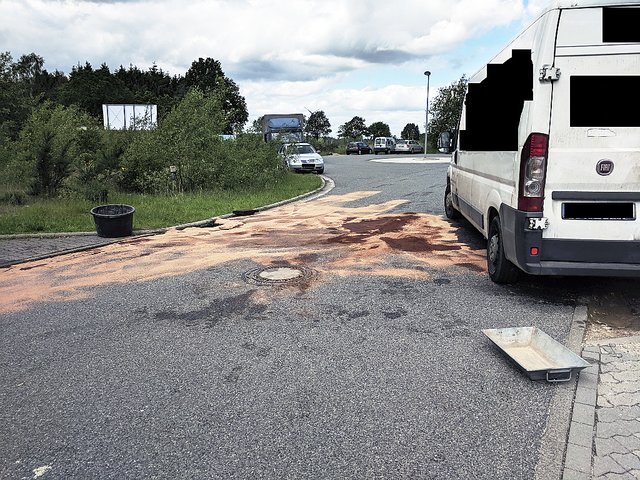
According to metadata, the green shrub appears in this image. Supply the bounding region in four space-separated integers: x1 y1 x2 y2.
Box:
120 89 284 193
17 102 97 197
0 188 27 205
214 135 284 191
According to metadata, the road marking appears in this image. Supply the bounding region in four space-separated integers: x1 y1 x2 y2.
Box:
33 466 52 478
370 157 451 164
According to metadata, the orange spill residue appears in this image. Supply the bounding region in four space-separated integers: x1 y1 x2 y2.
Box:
0 191 485 314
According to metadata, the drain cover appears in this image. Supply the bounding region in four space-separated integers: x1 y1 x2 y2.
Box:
244 265 315 285
259 267 302 281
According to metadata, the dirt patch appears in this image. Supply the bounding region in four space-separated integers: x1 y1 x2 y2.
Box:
342 214 419 235
0 191 486 314
586 300 640 341
381 236 462 253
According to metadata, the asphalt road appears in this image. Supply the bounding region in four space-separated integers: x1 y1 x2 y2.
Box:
2 153 639 479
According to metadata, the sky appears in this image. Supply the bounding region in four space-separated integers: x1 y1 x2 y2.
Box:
0 0 550 137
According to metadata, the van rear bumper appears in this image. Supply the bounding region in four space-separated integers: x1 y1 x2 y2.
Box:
501 205 640 277
524 260 640 277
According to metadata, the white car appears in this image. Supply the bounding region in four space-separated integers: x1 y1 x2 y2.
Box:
278 143 324 174
395 139 424 154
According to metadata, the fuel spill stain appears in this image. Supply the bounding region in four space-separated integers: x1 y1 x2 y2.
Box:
0 191 485 314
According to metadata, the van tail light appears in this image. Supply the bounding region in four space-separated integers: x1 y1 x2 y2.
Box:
518 133 549 212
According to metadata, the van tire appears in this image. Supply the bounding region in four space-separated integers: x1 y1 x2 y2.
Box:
487 216 520 284
444 184 461 220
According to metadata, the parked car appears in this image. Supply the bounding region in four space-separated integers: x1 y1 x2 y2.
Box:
373 137 396 154
395 139 424 154
277 143 324 174
346 141 372 155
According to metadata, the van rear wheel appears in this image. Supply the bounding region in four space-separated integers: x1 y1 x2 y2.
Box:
487 216 520 284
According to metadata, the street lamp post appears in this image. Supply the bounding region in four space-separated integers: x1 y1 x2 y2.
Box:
424 70 431 158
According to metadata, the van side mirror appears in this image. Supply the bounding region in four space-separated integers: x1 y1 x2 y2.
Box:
437 131 454 153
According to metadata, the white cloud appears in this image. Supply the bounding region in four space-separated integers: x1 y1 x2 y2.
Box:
0 0 538 136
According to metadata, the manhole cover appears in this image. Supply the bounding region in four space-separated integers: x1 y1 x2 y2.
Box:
243 265 315 285
259 267 302 281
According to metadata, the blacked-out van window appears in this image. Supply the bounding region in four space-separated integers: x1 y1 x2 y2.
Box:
603 7 640 43
570 76 640 127
459 49 533 151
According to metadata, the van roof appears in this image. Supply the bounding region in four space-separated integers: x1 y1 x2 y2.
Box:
471 0 639 79
548 0 639 10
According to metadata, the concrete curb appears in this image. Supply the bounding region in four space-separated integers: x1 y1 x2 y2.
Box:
535 305 589 480
0 175 333 267
562 335 599 480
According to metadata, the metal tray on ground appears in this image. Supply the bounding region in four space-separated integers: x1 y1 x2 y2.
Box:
482 327 590 382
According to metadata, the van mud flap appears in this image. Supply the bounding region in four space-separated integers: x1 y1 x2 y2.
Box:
499 204 543 274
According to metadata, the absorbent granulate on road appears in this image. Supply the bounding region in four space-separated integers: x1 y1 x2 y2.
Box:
0 191 485 314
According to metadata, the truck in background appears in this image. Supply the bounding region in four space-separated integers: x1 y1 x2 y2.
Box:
262 114 305 143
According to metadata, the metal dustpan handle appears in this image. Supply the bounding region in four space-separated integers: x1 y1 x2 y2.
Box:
546 369 573 383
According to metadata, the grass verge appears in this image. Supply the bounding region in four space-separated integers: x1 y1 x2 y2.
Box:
0 173 322 235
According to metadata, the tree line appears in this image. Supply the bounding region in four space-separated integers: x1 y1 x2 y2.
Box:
0 52 274 202
0 52 248 140
293 76 467 151
0 49 467 203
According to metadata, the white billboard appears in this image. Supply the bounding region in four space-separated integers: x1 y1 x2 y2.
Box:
102 104 157 130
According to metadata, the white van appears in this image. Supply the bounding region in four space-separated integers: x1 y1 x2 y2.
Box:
374 137 396 154
442 0 640 283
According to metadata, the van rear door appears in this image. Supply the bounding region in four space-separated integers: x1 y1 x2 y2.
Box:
545 6 640 244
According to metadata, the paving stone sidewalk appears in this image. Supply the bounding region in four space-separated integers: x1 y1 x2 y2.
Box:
593 341 640 479
564 337 640 480
0 234 118 267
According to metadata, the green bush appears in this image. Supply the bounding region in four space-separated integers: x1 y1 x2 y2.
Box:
214 135 284 191
120 89 284 193
16 102 97 197
0 139 25 191
120 89 222 192
2 88 286 200
309 137 344 155
0 187 27 206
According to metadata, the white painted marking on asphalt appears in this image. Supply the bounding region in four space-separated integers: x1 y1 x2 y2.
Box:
370 157 451 164
33 465 52 478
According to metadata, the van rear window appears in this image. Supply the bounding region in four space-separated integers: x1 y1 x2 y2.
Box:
570 76 640 127
603 7 640 43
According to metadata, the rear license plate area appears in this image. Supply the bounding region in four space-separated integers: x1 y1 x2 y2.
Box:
562 202 635 220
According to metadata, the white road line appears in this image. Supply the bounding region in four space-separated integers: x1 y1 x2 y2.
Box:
370 157 451 164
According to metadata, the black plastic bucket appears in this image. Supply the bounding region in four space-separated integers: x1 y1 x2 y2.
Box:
90 204 135 238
